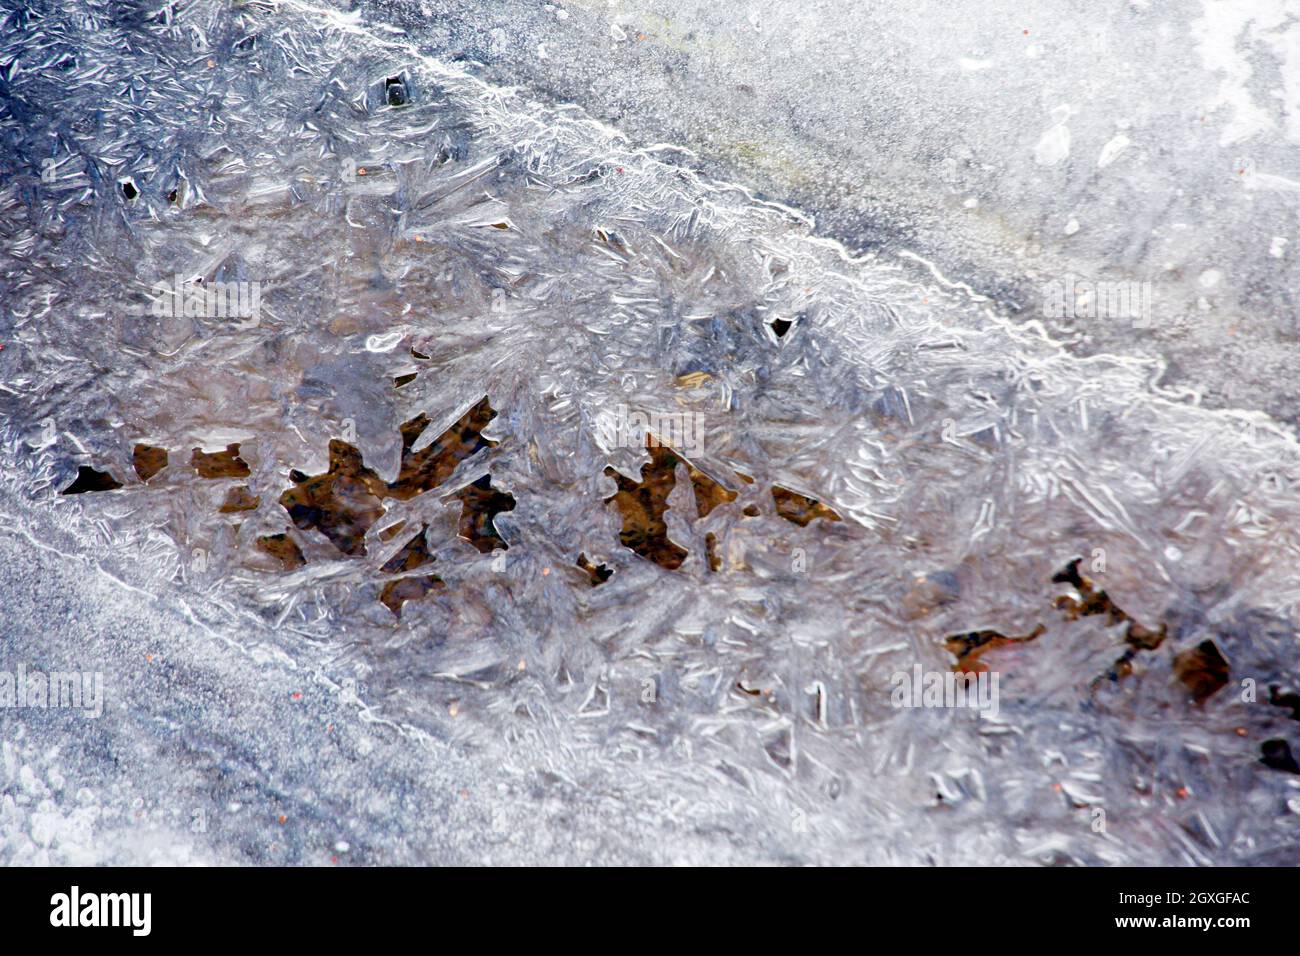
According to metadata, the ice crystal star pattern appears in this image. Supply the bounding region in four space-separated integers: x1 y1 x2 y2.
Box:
1 0 1298 865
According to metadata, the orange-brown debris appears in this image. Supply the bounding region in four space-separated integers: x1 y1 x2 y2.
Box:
945 625 1047 674
576 552 613 586
1053 558 1167 684
386 397 497 500
278 440 387 556
275 398 498 559
446 475 515 553
772 485 841 527
604 443 688 570
381 524 434 573
705 532 722 571
943 557 1175 685
1172 639 1230 704
689 464 738 518
256 532 306 570
191 443 251 479
133 444 168 482
218 486 261 513
379 574 444 616
1052 558 1128 626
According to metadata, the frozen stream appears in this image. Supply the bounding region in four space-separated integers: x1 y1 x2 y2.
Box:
1 0 1298 864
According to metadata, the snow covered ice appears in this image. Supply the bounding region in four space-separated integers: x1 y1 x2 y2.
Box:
1 0 1299 865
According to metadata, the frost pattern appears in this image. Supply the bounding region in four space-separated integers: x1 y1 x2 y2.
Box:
1 0 1298 864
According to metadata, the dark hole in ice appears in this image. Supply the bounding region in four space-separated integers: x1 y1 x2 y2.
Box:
167 187 178 204
674 371 711 389
60 465 122 495
119 178 138 200
576 552 613 586
132 443 168 482
446 474 515 553
393 372 417 389
191 443 251 479
1260 739 1300 774
385 75 408 107
1269 686 1300 721
770 318 793 338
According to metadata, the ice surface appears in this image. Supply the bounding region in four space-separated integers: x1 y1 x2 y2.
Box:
1 0 1299 864
377 0 1300 423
